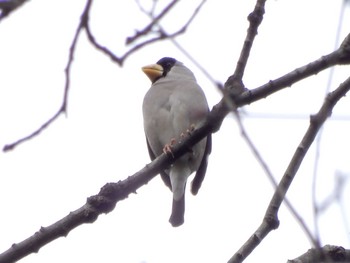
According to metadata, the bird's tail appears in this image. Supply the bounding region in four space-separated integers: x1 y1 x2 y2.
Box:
169 162 190 227
169 194 185 227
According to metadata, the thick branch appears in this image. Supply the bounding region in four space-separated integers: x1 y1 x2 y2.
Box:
288 245 350 263
2 51 349 262
1 0 350 260
0 0 28 20
0 97 227 263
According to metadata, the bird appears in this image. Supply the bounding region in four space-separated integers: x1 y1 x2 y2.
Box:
142 57 212 227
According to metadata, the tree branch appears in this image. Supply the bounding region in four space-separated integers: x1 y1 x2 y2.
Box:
1 32 349 260
1 0 350 260
0 0 28 20
234 0 266 80
227 75 350 263
125 0 180 44
0 96 228 263
234 111 317 247
2 0 208 151
85 0 206 66
288 245 350 263
2 0 93 152
222 0 266 103
232 33 350 106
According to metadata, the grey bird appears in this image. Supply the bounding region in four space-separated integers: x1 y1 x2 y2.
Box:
142 57 212 227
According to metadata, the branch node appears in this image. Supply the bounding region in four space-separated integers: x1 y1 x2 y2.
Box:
224 75 247 99
87 194 116 215
247 7 264 25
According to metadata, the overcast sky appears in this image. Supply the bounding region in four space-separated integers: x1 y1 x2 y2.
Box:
0 1 350 262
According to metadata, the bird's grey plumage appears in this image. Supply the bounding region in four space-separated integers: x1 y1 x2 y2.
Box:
142 57 211 227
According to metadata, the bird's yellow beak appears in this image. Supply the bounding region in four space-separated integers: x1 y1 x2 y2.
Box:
142 64 164 83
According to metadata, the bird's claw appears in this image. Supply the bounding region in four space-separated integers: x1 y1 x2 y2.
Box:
164 125 196 156
180 124 196 141
187 124 195 135
163 138 176 157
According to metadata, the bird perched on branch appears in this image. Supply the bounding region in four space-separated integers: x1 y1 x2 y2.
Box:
142 57 212 227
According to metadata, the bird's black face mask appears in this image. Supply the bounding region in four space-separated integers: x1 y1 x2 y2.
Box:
157 57 177 78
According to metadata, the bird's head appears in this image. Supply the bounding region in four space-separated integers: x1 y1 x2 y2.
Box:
142 57 178 83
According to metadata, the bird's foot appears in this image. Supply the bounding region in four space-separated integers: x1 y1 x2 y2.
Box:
163 138 176 157
180 124 196 140
187 124 196 135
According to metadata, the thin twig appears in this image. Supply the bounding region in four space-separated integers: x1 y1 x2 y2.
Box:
233 0 266 81
84 17 124 65
85 0 205 66
234 112 317 247
237 0 265 79
135 0 158 16
126 0 180 44
0 94 228 263
311 0 348 245
139 0 217 87
3 0 209 151
2 0 93 152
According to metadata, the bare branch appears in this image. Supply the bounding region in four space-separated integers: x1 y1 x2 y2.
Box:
2 0 208 151
83 10 124 65
3 71 349 262
1 0 350 260
288 245 350 263
223 0 267 102
1 29 350 262
234 0 266 80
317 171 349 212
234 112 316 246
0 154 167 263
233 41 349 106
2 0 93 152
171 37 221 86
136 0 217 86
85 0 206 66
228 76 350 263
135 0 158 16
0 0 28 20
126 0 180 44
3 0 349 155
0 96 227 263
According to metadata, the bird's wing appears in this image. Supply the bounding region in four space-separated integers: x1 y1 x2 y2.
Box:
146 137 172 190
191 133 212 195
